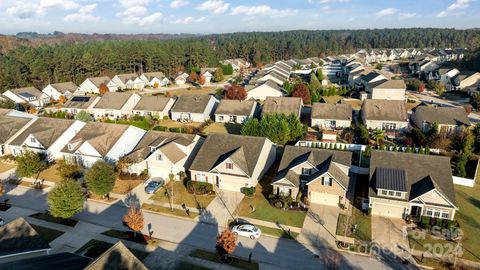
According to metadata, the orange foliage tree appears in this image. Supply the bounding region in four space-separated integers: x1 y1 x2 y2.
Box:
216 229 237 258
58 95 67 104
198 75 206 85
291 83 311 104
224 84 247 100
153 82 159 88
188 72 198 83
0 181 4 197
123 206 144 237
99 83 109 95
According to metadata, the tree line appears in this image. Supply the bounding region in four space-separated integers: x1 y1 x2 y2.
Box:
1 28 480 92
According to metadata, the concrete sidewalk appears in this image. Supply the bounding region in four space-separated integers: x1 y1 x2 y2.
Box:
203 189 244 227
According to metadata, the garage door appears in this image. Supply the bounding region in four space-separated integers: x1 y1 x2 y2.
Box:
310 192 340 206
220 180 245 192
371 203 405 218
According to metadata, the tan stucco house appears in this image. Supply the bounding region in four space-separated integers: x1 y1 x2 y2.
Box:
271 146 352 207
361 99 408 137
368 151 457 220
189 134 276 192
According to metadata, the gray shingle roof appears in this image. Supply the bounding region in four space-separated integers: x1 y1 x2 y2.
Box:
0 115 33 144
412 106 470 127
311 103 352 120
171 95 215 114
215 99 256 116
190 134 269 177
9 117 74 148
115 73 138 83
262 97 302 118
143 72 166 81
0 253 92 270
93 92 134 110
84 241 147 270
133 96 173 112
49 82 78 94
369 79 406 89
375 167 407 192
86 76 111 88
10 87 44 98
369 151 456 206
362 100 407 122
0 218 51 257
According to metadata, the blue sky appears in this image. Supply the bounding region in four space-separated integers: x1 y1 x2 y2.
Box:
0 0 478 34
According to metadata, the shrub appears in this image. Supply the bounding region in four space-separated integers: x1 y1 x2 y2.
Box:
169 127 184 133
153 126 168 131
421 216 431 230
163 115 170 120
241 187 256 197
186 181 213 194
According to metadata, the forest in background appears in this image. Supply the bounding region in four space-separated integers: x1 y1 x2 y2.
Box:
1 28 480 92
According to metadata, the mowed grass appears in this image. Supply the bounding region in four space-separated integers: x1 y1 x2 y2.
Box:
112 179 144 194
37 163 63 183
163 86 219 96
0 161 15 173
454 183 480 262
203 122 242 135
254 224 299 240
142 203 199 219
149 181 215 210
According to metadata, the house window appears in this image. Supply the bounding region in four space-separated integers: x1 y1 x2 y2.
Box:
147 112 152 116
426 209 434 216
323 176 332 186
395 192 402 197
30 137 36 143
381 190 387 195
388 191 394 196
382 123 397 130
67 144 73 151
218 116 224 121
434 210 441 218
226 162 234 170
196 174 207 182
135 111 141 115
302 168 311 176
441 212 449 219
157 154 162 161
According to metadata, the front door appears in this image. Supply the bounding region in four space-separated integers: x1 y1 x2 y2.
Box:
215 176 220 188
411 206 422 219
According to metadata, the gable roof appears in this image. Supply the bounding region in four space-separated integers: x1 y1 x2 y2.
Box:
190 134 269 177
0 253 92 270
93 92 134 110
274 146 352 188
0 218 51 257
62 122 129 156
126 130 196 163
84 242 147 270
9 117 75 148
248 80 286 94
412 106 470 127
115 73 138 83
49 82 78 94
311 103 352 120
369 79 406 89
361 72 385 83
369 151 456 206
133 96 173 112
171 95 215 114
262 97 302 118
86 76 111 88
215 99 256 116
63 96 99 109
9 87 44 98
362 99 407 122
0 115 33 144
375 167 407 192
143 71 166 81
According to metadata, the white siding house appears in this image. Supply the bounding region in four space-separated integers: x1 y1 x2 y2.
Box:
246 80 286 101
92 92 141 119
171 95 219 122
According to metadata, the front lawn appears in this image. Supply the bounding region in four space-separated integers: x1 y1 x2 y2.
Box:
142 203 199 219
254 224 298 239
112 179 144 194
407 230 454 254
37 164 63 183
336 208 371 242
203 122 242 135
149 181 214 210
454 184 480 262
30 224 65 243
0 161 15 173
236 184 306 228
163 86 218 96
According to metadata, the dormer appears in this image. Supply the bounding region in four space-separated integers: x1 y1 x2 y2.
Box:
375 167 408 200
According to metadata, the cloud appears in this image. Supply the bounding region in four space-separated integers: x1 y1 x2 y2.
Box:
64 3 100 23
308 0 350 3
447 0 470 10
399 13 416 20
118 6 148 17
120 0 150 7
197 0 230 14
174 16 206 24
170 0 189 8
39 0 79 10
117 0 164 26
437 11 448 17
376 8 397 17
134 12 164 26
6 0 81 19
6 1 39 19
230 5 298 17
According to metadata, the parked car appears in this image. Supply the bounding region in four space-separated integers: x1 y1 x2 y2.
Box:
0 217 4 227
231 224 261 239
144 177 163 186
144 180 165 194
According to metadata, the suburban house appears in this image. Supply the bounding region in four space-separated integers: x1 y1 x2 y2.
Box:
438 68 460 86
222 58 251 71
173 72 189 85
132 96 176 119
357 71 386 91
92 92 141 119
108 73 140 91
367 79 406 101
261 97 303 119
368 151 457 221
171 95 218 122
83 242 148 270
189 134 276 192
0 218 51 264
361 99 408 136
255 70 289 86
61 122 145 167
139 72 170 88
311 103 352 130
411 106 471 134
246 80 286 101
61 95 101 115
126 131 204 179
3 87 50 108
449 71 480 91
78 76 111 94
271 146 352 207
200 68 216 84
41 82 78 101
0 114 36 156
214 99 258 124
7 117 85 161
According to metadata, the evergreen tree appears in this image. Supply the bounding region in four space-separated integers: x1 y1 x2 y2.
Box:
47 179 84 219
16 149 46 177
85 161 116 197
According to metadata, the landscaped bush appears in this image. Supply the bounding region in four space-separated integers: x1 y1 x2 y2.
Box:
241 187 255 197
169 127 184 133
153 126 168 131
420 216 431 230
163 115 170 120
186 181 213 195
118 172 148 181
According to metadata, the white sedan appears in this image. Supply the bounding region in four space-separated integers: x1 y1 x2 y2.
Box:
231 224 261 239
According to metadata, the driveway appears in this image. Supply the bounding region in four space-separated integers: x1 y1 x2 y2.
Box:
202 188 244 227
298 204 340 248
371 216 410 258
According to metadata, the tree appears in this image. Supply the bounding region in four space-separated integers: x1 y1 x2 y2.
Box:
356 125 369 144
188 71 198 83
85 161 116 198
291 83 311 104
0 181 4 197
47 179 84 219
57 159 81 180
16 149 46 177
224 84 247 100
198 75 206 85
222 64 234 75
309 72 321 90
418 83 425 93
99 83 109 95
241 114 305 145
75 110 93 122
282 81 294 95
0 99 15 109
123 206 144 238
317 68 324 81
370 130 385 145
216 229 237 261
214 67 224 82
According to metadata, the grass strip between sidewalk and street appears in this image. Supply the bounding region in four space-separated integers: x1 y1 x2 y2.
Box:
142 203 199 219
